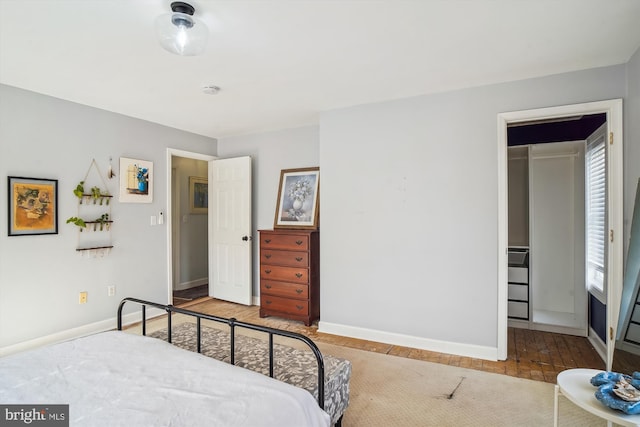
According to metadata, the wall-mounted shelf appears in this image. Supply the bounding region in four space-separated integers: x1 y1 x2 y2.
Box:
79 220 113 232
71 159 114 255
76 246 114 258
78 194 113 205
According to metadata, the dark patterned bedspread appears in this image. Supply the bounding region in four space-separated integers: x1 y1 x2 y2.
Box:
149 322 350 425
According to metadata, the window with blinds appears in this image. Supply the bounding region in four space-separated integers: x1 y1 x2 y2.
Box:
586 131 606 294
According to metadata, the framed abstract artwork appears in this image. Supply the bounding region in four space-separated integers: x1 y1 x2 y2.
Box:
8 176 58 236
274 167 319 230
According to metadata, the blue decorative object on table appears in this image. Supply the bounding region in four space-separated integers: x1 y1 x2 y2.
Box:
591 371 640 415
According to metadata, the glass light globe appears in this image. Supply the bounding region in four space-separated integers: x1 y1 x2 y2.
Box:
155 11 208 56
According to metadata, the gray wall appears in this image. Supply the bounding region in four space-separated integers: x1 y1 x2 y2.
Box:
0 85 217 349
318 64 628 352
217 126 320 298
2 46 639 356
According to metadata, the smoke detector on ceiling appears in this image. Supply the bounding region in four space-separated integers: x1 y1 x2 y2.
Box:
202 85 221 95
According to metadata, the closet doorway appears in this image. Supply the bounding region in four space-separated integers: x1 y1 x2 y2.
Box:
508 123 596 335
496 100 624 366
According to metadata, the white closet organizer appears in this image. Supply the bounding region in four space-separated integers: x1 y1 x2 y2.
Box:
508 141 587 335
529 142 586 334
508 248 529 321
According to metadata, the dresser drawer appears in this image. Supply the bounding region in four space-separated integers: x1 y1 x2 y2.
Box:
508 284 528 301
260 233 309 251
508 267 528 284
261 280 308 299
260 265 308 283
508 301 529 319
261 294 309 316
261 250 309 267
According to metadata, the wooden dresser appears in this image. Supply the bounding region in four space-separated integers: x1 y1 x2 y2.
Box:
259 229 319 326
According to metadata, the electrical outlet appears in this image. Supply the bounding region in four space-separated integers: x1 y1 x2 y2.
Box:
107 285 116 297
79 291 88 304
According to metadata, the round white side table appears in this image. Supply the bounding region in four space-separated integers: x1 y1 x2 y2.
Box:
555 368 640 427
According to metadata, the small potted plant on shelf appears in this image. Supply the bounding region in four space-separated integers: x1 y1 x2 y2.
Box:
95 213 110 231
73 181 110 205
90 186 110 205
66 216 87 231
73 181 85 203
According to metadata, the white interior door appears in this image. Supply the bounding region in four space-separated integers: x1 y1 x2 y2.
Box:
208 156 252 305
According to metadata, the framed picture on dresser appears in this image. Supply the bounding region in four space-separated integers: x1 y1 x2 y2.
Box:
274 167 319 230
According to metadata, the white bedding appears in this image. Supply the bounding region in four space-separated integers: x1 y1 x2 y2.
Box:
0 331 330 427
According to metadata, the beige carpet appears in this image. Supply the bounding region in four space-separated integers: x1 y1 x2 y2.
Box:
129 317 607 426
314 342 606 427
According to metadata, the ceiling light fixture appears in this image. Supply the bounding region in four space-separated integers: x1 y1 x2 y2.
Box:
156 2 208 56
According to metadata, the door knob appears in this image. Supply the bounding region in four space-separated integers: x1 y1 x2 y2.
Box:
242 235 253 241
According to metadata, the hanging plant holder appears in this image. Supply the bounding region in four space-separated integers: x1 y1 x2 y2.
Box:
69 159 114 254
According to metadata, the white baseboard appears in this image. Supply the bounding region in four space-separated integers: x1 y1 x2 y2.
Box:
318 321 499 361
0 307 165 357
252 295 260 306
508 318 531 329
616 339 640 356
173 278 208 292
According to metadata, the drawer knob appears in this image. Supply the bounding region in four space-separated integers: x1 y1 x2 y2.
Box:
266 300 272 305
265 239 272 243
265 269 272 274
295 240 303 245
295 273 303 278
265 284 272 289
295 289 303 294
295 257 303 262
296 305 303 310
265 254 272 259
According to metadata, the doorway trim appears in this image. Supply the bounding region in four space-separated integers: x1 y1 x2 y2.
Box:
496 99 623 369
166 148 217 303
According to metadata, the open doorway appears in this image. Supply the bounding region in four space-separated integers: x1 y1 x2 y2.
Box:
171 156 210 304
497 100 624 369
166 149 254 307
166 149 216 305
506 115 605 337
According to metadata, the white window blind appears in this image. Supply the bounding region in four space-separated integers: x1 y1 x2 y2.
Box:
586 132 606 293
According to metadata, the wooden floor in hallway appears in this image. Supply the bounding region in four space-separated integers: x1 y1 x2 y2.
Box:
177 297 605 384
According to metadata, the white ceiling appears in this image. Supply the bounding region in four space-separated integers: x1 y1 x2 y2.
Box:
1 0 639 139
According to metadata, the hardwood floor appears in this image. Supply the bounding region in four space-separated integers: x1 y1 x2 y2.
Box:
179 297 605 384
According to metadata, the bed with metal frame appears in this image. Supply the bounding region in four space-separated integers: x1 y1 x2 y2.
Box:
0 298 350 427
118 297 350 427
